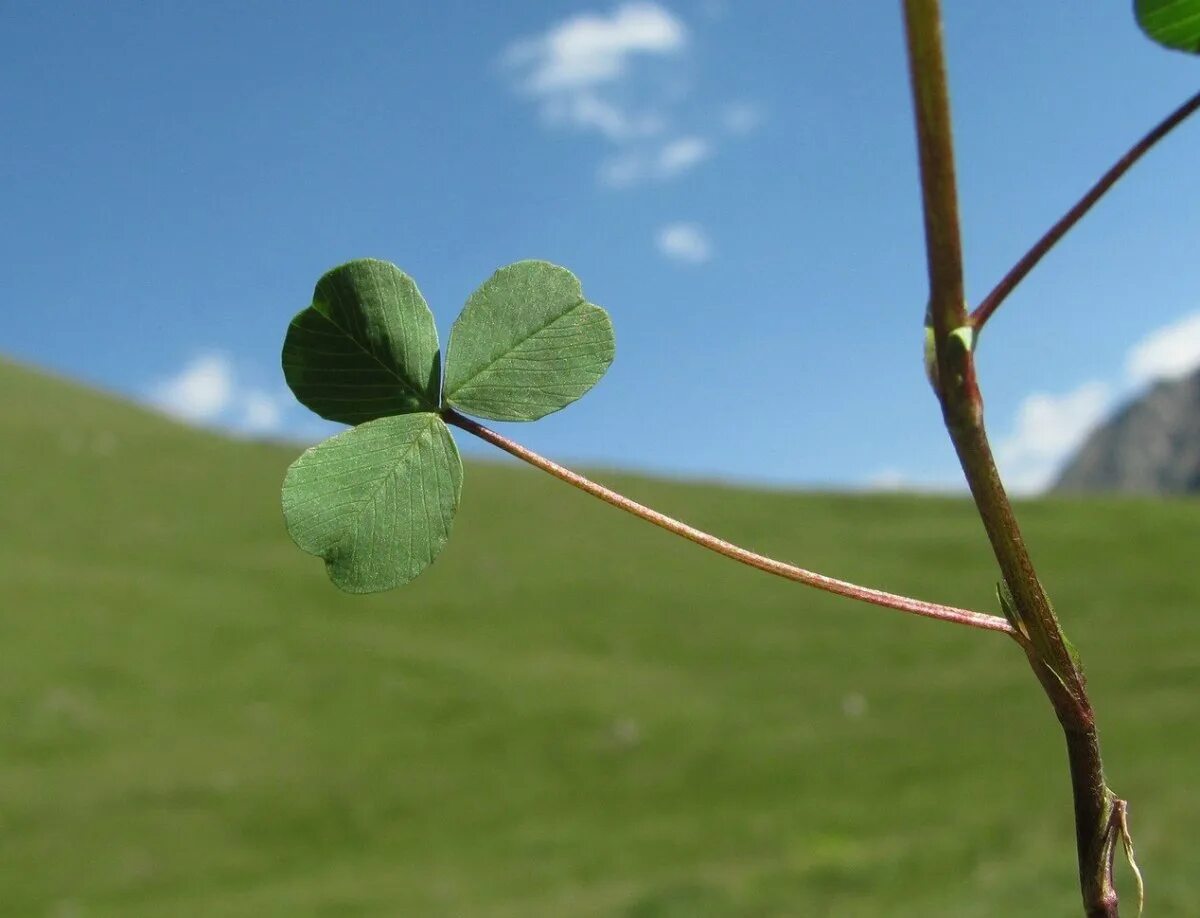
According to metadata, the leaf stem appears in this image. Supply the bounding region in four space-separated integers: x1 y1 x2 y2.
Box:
971 89 1200 333
443 408 1016 637
902 2 1123 914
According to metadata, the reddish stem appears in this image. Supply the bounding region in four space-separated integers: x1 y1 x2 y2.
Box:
972 89 1200 332
444 409 1016 637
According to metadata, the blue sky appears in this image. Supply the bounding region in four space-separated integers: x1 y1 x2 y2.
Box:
3 1 1198 492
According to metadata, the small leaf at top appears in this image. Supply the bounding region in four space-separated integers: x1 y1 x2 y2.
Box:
443 261 615 421
283 259 441 425
1136 0 1200 53
282 413 462 593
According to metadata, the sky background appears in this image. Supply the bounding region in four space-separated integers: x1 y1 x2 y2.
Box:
3 1 1198 492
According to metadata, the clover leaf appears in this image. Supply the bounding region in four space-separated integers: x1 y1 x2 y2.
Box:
281 258 615 592
1136 0 1200 53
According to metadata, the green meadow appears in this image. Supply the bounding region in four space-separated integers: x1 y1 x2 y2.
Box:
1 356 1196 916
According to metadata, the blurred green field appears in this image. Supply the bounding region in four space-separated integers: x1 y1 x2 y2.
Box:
1 356 1196 916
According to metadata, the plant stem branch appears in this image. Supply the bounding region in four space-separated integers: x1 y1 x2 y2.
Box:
443 408 1015 637
902 2 1122 915
972 89 1200 332
903 0 967 352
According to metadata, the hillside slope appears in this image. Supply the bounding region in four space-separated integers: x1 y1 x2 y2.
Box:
1 357 1197 916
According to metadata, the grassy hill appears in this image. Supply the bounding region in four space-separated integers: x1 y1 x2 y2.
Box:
1 356 1197 916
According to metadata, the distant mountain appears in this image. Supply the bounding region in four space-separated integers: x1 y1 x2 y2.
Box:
1055 368 1200 494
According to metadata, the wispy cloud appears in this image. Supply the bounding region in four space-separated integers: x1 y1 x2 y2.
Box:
995 381 1113 495
658 136 710 173
720 101 764 136
151 352 234 422
501 3 761 189
1125 311 1200 386
991 308 1200 493
600 135 711 187
863 468 961 493
502 2 684 157
149 352 289 437
239 388 285 434
504 3 685 93
542 93 664 142
656 222 712 264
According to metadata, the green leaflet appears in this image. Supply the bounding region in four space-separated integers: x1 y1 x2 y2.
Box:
443 261 615 421
1136 0 1200 53
282 413 462 593
282 259 441 425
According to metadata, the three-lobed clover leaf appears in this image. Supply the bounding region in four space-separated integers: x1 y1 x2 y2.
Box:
281 257 615 592
1136 0 1200 53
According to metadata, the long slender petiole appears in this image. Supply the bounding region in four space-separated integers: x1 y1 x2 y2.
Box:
443 408 1017 637
971 89 1200 332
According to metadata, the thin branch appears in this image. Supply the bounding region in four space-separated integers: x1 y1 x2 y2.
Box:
972 89 1200 332
903 0 967 350
443 408 1015 637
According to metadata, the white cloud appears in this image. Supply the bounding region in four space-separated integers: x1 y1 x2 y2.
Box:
542 91 663 142
865 468 912 492
657 135 710 175
720 101 764 136
151 353 234 422
149 353 286 436
502 3 685 153
597 152 645 188
1125 311 1200 386
996 381 1113 495
863 468 963 493
656 222 712 264
992 310 1200 493
504 3 686 94
599 135 711 187
239 390 285 435
502 5 753 189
